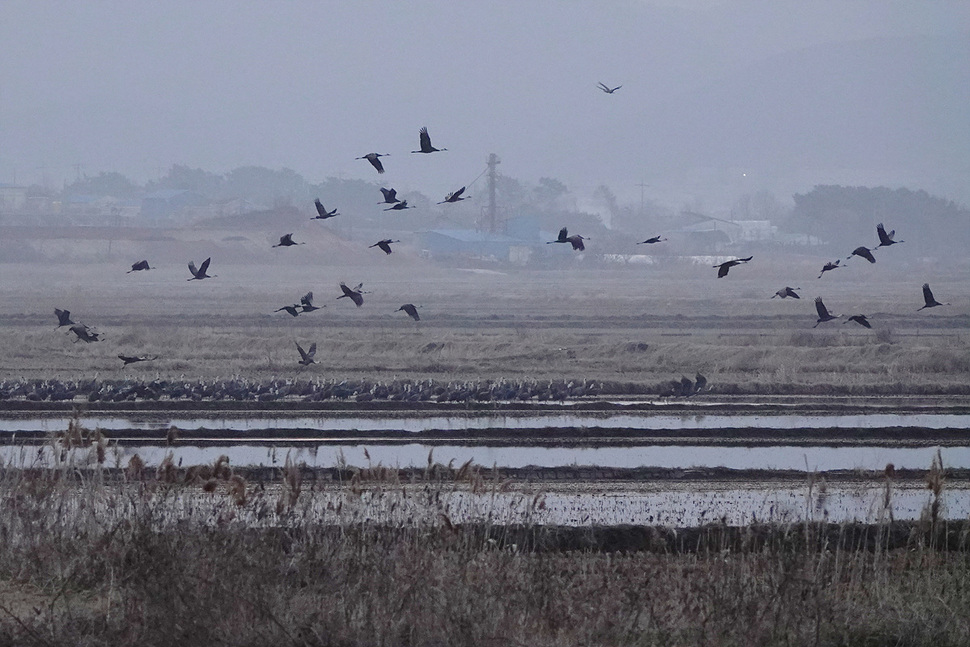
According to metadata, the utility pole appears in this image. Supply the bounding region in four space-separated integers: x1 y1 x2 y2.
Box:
636 181 649 218
484 153 500 233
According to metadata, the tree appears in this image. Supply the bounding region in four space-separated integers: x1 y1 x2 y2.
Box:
62 171 140 198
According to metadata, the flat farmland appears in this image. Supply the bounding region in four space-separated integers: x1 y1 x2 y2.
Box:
1 248 968 393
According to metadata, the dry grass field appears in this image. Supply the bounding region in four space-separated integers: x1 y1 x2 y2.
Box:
1 246 968 394
0 453 968 646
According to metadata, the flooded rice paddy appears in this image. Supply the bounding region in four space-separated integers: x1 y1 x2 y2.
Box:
3 404 968 526
3 409 968 435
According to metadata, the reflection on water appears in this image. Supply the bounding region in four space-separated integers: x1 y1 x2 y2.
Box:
2 411 968 434
4 442 969 472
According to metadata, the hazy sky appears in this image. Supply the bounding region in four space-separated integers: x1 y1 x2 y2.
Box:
2 1 968 207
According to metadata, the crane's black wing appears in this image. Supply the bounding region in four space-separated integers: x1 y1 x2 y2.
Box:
296 342 311 362
876 223 892 246
850 246 876 263
418 127 432 152
815 297 830 319
922 283 935 306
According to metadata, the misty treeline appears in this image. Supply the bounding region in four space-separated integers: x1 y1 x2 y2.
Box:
38 165 970 254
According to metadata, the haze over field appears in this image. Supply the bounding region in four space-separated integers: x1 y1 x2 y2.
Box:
2 1 969 207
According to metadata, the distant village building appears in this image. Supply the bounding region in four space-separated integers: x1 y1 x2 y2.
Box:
0 184 27 213
140 189 206 219
418 215 544 262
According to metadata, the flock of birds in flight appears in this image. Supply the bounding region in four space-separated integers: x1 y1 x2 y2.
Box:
50 113 951 371
52 126 458 368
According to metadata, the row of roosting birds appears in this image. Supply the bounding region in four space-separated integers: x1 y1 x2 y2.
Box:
0 377 715 403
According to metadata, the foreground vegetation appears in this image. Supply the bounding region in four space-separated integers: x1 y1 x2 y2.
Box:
1 449 968 647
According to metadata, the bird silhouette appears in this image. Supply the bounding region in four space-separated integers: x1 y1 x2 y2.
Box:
876 223 903 248
119 354 158 366
713 256 753 278
384 200 411 211
772 286 801 299
312 199 338 219
813 297 841 327
847 246 876 263
295 342 317 366
597 82 622 94
54 308 75 328
275 304 301 317
127 260 151 273
637 235 666 244
411 127 446 154
379 187 401 204
547 227 587 251
273 233 304 248
69 323 102 343
338 282 364 307
693 373 708 393
397 303 420 321
818 260 840 278
187 257 215 280
370 239 400 255
918 283 949 311
356 153 389 173
300 291 322 313
438 187 467 204
845 314 872 328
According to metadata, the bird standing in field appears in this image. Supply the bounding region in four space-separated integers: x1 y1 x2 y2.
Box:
637 235 666 245
847 246 876 263
337 282 365 307
127 260 151 273
119 354 158 366
845 315 872 328
312 199 338 220
772 287 801 299
384 200 411 211
876 223 903 248
813 297 841 327
295 342 317 367
918 283 949 311
547 227 587 251
818 260 840 279
379 187 401 204
54 308 75 329
370 239 400 255
397 304 421 321
411 127 447 154
356 153 389 174
597 82 622 94
273 233 304 248
714 256 753 278
187 257 215 280
438 186 467 204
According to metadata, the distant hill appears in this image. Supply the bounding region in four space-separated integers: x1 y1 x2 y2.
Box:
640 32 970 202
